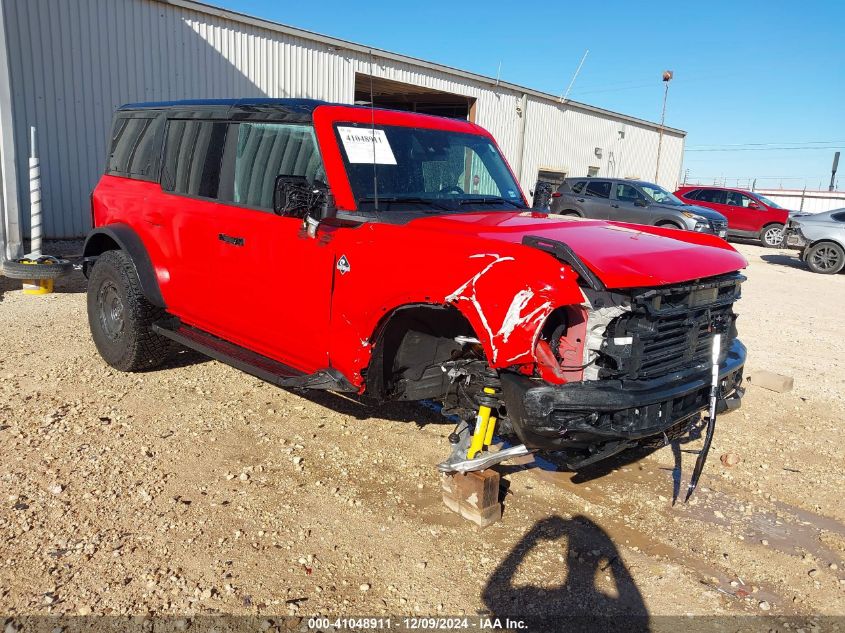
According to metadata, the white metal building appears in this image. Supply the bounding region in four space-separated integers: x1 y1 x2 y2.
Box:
0 0 685 258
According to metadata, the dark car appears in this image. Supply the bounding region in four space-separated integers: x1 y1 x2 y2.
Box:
551 178 728 237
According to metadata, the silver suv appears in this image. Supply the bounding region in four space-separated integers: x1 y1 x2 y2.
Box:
550 178 728 237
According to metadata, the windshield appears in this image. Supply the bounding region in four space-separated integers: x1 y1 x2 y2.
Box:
336 124 526 213
639 183 685 205
753 194 783 209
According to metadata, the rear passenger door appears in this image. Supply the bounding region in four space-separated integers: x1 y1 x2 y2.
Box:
581 180 613 219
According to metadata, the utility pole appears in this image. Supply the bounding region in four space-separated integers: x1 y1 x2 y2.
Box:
654 70 673 183
830 151 840 192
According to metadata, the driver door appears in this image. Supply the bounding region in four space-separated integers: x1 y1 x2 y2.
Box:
611 182 651 225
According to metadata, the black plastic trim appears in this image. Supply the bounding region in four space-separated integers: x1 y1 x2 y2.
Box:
82 224 165 308
152 319 358 393
501 339 746 451
521 235 605 291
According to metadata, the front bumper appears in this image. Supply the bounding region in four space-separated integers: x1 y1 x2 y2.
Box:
501 339 746 453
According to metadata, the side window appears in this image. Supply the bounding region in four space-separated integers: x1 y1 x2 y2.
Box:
832 211 845 222
570 181 587 194
161 120 228 198
682 189 702 200
585 181 611 199
106 115 164 180
615 183 645 203
697 189 727 204
232 123 325 210
726 191 753 207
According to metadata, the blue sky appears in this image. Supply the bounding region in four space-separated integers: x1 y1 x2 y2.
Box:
224 0 843 191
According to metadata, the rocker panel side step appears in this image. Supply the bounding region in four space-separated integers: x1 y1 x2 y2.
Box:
152 319 357 392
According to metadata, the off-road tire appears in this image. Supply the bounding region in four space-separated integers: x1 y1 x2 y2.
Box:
87 250 173 371
760 223 785 248
805 241 845 275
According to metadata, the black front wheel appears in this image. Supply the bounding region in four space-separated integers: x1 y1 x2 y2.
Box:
87 250 173 371
805 241 845 275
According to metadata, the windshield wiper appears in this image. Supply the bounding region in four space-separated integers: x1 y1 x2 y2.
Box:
457 196 525 209
358 196 453 212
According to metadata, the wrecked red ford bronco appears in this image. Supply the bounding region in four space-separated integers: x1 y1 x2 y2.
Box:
84 99 747 473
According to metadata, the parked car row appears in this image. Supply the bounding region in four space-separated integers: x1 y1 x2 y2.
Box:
548 178 729 237
536 178 794 249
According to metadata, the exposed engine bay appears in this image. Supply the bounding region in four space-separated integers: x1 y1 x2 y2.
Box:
388 272 746 473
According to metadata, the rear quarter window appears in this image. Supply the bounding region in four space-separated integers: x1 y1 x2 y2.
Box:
161 120 228 199
106 114 165 181
832 211 845 222
681 189 702 200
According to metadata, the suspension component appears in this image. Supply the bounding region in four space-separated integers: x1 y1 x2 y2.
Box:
467 386 500 459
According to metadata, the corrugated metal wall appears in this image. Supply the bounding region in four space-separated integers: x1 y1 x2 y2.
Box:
2 0 685 238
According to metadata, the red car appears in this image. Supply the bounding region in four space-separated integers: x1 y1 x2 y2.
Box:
674 186 790 247
83 99 747 472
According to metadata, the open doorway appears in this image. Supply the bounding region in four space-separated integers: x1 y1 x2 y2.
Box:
354 74 476 121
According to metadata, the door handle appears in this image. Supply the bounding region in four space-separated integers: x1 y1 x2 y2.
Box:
611 204 619 208
218 233 245 246
576 198 585 202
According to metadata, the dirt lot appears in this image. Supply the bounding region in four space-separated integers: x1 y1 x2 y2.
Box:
1 240 843 628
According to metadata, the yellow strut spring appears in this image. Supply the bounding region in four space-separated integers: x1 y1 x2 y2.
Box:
467 387 498 459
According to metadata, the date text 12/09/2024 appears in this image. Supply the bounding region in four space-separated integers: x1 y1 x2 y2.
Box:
306 617 529 630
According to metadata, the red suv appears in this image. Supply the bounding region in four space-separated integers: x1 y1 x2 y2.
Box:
674 186 790 247
83 99 747 473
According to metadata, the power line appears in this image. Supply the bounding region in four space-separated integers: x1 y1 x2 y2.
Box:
688 140 844 148
686 146 842 152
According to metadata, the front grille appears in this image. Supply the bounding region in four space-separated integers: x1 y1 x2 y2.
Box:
710 219 728 232
598 274 743 380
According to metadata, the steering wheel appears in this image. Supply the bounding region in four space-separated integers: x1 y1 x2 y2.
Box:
440 185 465 195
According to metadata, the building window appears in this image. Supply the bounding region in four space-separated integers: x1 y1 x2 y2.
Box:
161 120 228 198
232 123 325 210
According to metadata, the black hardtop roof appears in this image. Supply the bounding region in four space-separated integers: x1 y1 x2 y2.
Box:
118 98 333 122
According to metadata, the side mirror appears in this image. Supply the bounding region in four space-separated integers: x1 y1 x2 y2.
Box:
634 198 648 207
748 201 762 210
273 176 336 237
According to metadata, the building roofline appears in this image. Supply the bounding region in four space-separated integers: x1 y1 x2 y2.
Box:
156 0 686 137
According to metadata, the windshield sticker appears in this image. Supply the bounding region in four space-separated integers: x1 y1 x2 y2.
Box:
337 127 397 165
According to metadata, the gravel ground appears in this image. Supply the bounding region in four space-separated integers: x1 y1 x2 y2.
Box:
0 240 843 626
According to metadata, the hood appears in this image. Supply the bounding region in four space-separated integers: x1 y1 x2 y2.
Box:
408 211 747 289
667 203 726 222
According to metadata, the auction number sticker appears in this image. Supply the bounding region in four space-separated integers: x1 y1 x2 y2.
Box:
338 126 397 165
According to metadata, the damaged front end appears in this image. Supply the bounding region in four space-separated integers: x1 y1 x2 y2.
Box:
502 271 746 468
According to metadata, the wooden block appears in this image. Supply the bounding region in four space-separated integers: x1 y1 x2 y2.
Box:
747 369 794 393
441 470 502 528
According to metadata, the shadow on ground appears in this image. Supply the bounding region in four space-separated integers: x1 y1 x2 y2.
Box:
761 253 812 272
482 515 649 632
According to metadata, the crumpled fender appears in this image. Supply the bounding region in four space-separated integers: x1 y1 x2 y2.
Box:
326 223 585 389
